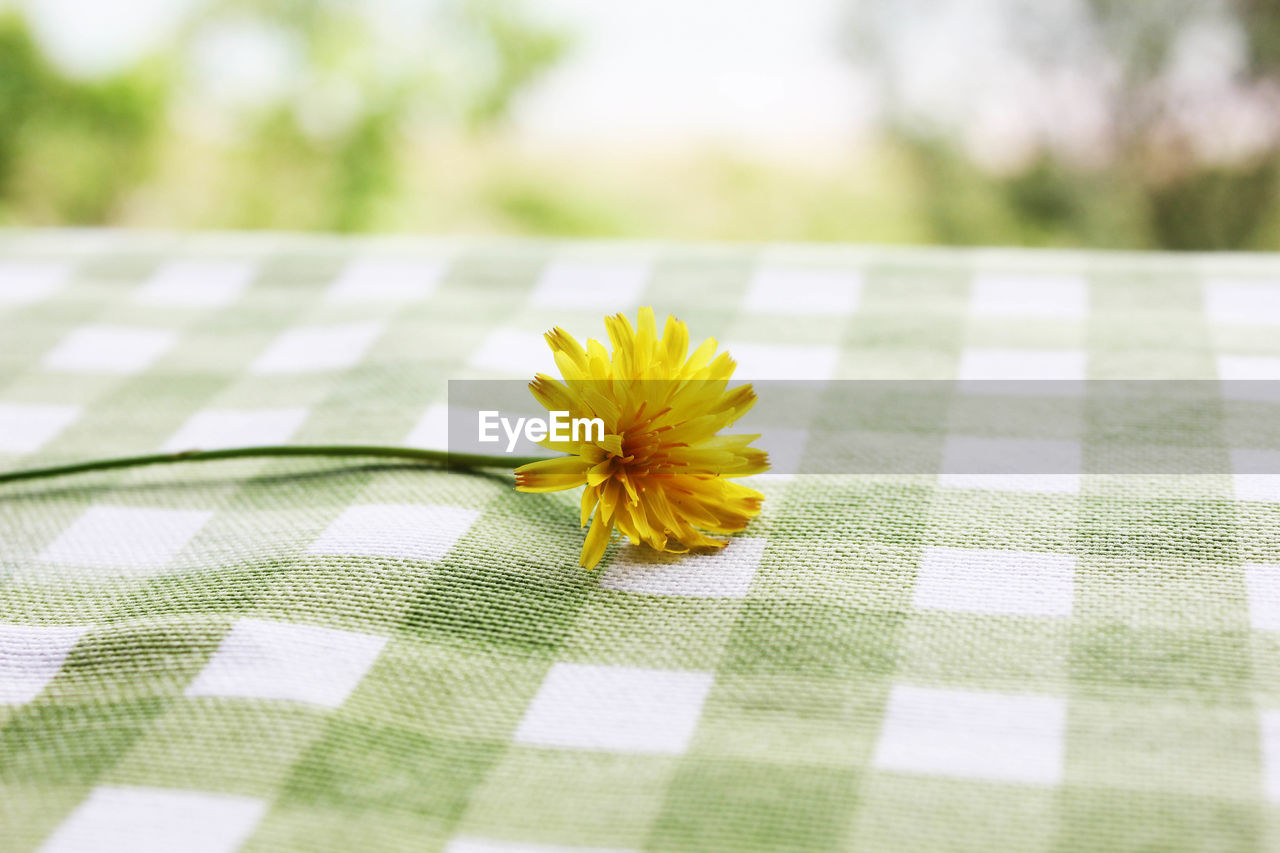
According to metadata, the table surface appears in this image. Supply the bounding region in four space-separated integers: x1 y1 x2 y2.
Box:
2 231 1280 852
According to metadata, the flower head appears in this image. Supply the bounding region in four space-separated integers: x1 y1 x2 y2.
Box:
514 306 768 569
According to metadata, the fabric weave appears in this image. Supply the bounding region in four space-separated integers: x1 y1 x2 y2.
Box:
1 232 1279 851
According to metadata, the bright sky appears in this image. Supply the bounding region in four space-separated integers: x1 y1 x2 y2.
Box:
13 0 197 75
9 0 872 152
511 0 872 151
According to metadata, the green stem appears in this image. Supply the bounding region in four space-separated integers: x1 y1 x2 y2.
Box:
0 446 549 486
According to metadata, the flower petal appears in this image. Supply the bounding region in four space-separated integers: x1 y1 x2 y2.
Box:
580 509 614 569
514 456 592 492
517 308 770 568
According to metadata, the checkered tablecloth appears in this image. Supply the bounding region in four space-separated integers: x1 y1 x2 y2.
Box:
2 230 1280 852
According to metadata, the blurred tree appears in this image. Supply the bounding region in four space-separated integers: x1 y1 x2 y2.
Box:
178 0 570 231
460 0 572 131
178 1 409 231
0 1 569 231
0 15 167 224
850 0 1280 249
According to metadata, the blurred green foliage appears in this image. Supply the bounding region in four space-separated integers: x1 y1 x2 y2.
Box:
0 2 569 233
179 0 570 231
462 0 572 130
0 3 1276 249
853 0 1280 250
0 14 167 224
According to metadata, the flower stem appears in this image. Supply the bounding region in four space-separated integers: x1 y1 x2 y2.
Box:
0 446 548 487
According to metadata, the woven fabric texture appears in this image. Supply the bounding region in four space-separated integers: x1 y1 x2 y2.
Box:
2 231 1280 852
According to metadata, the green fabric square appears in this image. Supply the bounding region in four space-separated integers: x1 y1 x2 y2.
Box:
778 483 934 547
4 236 1280 852
459 750 678 849
694 674 885 767
723 600 905 678
344 643 546 742
243 804 454 853
0 698 170 785
103 703 328 797
1066 697 1261 799
562 594 741 670
1069 624 1251 693
649 759 861 852
1077 497 1240 564
0 785 94 853
403 556 591 652
1055 789 1261 853
896 615 1071 692
402 497 593 651
280 719 504 821
850 776 1060 852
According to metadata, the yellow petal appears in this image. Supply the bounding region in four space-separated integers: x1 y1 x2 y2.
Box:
683 337 717 374
580 485 599 527
580 510 614 569
597 433 625 457
660 314 688 370
513 456 592 492
517 309 770 569
634 306 657 374
546 326 587 360
586 458 615 487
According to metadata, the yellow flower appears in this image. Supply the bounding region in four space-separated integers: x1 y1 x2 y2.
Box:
514 307 769 569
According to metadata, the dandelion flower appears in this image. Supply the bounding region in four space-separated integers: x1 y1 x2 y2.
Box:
514 306 769 569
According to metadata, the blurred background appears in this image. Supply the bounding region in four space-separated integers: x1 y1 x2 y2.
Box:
0 0 1277 249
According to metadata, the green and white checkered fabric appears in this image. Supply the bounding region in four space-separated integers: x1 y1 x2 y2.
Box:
2 230 1280 852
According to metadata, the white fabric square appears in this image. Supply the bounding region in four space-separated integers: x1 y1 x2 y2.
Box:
1233 450 1280 503
136 260 256 307
307 504 480 563
39 506 213 570
163 407 309 452
405 403 544 456
38 785 266 853
744 267 862 315
250 322 383 374
602 537 766 598
758 427 810 477
970 273 1088 318
0 261 70 304
327 259 446 303
184 618 387 708
446 839 634 853
1217 356 1280 402
958 347 1086 395
529 260 649 309
0 623 88 705
1246 564 1280 631
937 475 1080 496
722 342 840 381
939 436 1081 494
514 663 714 755
404 403 450 449
1217 355 1280 381
1261 710 1280 803
1205 278 1280 326
43 326 177 374
0 403 81 454
873 684 1066 784
914 547 1074 616
468 328 559 376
